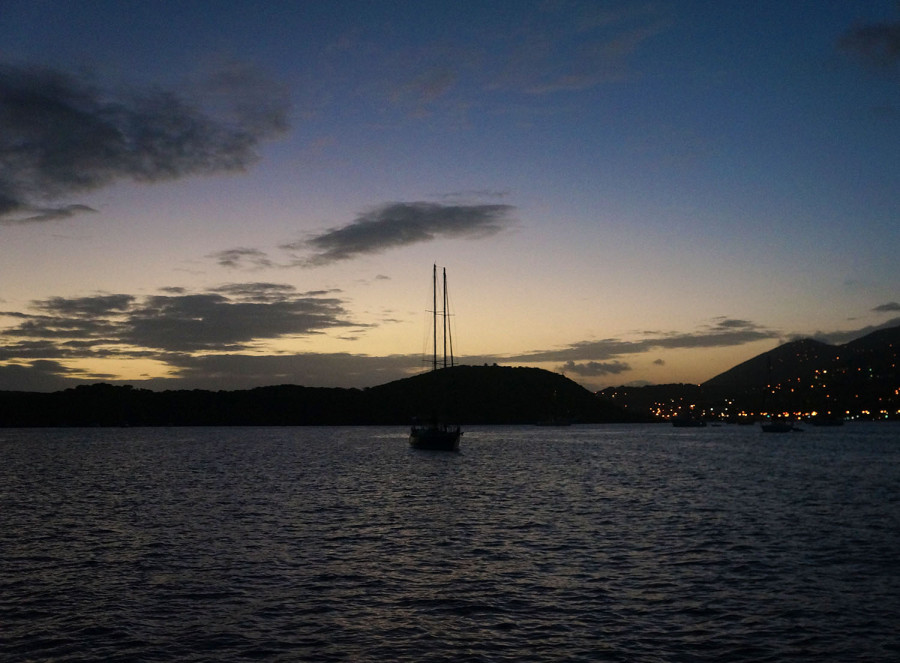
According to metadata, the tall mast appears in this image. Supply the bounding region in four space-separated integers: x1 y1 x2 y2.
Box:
432 264 438 372
443 267 454 367
442 267 448 368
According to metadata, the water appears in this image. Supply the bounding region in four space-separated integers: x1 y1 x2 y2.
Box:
2 423 899 662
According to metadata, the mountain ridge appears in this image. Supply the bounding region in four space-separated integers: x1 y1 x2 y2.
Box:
600 324 900 420
0 365 643 427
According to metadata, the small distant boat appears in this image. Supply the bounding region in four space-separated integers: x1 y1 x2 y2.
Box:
760 418 801 433
672 411 706 427
409 418 461 450
410 265 461 452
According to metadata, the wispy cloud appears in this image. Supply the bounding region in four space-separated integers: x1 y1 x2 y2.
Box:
209 248 275 270
0 204 98 226
873 301 900 312
282 201 515 266
508 319 779 365
839 15 900 73
560 360 631 377
487 2 671 95
0 62 289 224
807 316 900 345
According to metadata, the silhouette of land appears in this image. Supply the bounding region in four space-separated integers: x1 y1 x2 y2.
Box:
599 325 900 422
0 365 642 427
2 325 897 426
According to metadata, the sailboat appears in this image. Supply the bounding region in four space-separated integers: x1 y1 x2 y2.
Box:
409 265 462 451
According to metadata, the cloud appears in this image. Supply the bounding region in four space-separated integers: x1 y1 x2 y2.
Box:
2 284 355 360
436 189 511 201
395 67 458 109
873 301 900 312
284 201 515 266
509 319 779 364
0 204 97 226
839 17 900 73
560 360 631 377
0 62 289 224
0 283 421 389
209 248 274 270
806 316 900 345
32 293 135 317
0 360 78 391
487 2 671 95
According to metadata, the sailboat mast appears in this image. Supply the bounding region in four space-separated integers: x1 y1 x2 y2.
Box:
432 264 438 372
443 267 454 368
442 268 448 368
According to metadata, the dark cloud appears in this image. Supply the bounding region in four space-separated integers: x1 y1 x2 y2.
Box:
209 248 274 270
211 282 303 299
873 301 900 312
32 293 135 317
0 62 289 224
509 319 779 364
0 204 97 225
284 202 515 266
560 360 630 377
125 293 352 353
0 360 77 391
805 316 900 345
839 18 900 73
2 284 355 361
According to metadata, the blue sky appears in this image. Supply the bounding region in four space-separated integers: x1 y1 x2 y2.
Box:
1 0 899 392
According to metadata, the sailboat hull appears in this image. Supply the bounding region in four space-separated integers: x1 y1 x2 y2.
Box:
409 425 461 451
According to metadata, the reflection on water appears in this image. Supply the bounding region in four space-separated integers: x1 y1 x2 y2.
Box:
2 424 899 661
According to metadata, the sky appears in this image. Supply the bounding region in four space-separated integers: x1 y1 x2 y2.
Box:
1 0 899 393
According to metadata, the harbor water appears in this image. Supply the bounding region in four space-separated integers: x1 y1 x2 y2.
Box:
2 423 898 661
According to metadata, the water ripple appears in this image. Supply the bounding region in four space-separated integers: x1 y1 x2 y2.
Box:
1 424 899 661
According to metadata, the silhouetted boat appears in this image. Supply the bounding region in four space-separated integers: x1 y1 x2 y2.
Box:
760 418 801 433
672 411 706 427
410 265 461 451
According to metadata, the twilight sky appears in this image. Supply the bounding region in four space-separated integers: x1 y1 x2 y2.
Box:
2 0 899 393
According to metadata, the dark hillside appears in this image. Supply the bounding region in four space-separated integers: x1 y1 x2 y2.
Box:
365 365 640 424
602 324 900 420
0 365 635 426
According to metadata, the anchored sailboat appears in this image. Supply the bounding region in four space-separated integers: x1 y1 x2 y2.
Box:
410 265 461 451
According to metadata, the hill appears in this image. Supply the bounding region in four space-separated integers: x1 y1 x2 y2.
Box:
599 324 900 421
0 365 638 427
